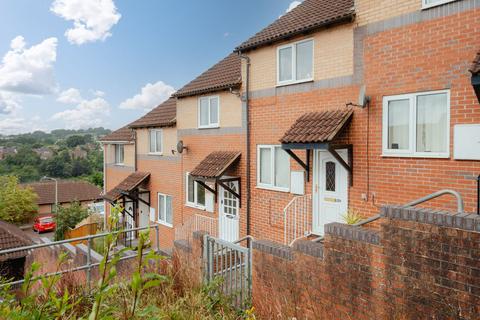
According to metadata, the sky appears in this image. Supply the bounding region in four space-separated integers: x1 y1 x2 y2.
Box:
0 0 302 135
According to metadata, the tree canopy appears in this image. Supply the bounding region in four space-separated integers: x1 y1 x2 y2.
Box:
0 175 38 224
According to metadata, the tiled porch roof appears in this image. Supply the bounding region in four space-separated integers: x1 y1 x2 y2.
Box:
280 108 353 144
104 172 150 202
470 51 480 75
190 151 241 179
0 220 33 261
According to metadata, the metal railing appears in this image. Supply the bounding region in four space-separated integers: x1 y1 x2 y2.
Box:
175 214 218 243
0 225 160 289
283 194 312 246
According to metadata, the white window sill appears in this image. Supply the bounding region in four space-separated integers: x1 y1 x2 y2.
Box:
422 0 457 10
157 221 173 228
198 125 219 130
148 152 163 156
256 185 290 193
276 78 314 88
113 163 125 166
381 153 450 159
185 203 206 211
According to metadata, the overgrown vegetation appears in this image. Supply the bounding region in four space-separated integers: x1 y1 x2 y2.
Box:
0 206 254 319
0 128 109 186
54 201 90 241
0 175 38 224
341 208 364 225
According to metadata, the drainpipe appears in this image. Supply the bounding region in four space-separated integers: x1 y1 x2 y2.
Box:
133 129 137 172
477 174 480 215
239 53 251 237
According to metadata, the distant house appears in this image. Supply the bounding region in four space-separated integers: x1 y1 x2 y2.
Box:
23 180 102 216
0 220 33 281
0 146 17 160
33 147 54 160
71 146 88 159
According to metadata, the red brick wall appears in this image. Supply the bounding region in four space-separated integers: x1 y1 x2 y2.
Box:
248 8 480 243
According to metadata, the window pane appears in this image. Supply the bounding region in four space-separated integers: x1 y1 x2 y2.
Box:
387 99 410 150
279 47 293 82
149 131 156 152
187 175 194 203
325 161 336 192
416 93 448 153
210 97 218 124
259 148 272 184
197 183 205 206
166 196 172 224
120 145 124 163
159 195 165 221
199 98 209 126
274 147 290 188
156 131 162 153
296 40 313 80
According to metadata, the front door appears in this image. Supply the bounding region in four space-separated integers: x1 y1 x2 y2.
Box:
219 181 240 242
312 150 348 235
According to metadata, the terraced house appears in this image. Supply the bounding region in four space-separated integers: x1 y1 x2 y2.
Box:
102 0 480 249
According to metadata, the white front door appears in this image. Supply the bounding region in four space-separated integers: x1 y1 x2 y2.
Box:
312 150 348 235
219 181 240 242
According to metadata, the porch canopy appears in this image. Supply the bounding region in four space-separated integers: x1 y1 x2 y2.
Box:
470 51 480 102
103 171 151 205
280 108 354 184
190 151 241 203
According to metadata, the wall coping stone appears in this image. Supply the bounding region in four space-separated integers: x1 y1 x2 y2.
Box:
380 206 480 232
253 239 293 260
293 240 324 259
325 222 381 245
174 239 192 253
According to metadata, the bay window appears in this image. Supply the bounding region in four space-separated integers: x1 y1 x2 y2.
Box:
257 145 290 191
277 39 313 85
382 90 449 157
198 96 219 128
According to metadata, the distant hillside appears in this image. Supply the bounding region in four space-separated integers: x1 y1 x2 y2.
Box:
0 127 110 186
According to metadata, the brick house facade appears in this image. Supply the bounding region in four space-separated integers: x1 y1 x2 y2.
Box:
102 0 480 249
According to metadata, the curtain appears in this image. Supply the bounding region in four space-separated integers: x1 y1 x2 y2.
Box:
275 147 290 188
416 93 447 153
296 40 313 80
279 47 292 82
388 99 410 150
259 148 272 184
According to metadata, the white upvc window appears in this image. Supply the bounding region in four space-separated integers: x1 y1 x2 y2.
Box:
277 38 314 86
149 129 163 154
422 0 456 9
382 90 450 158
257 145 290 192
185 173 206 209
158 193 173 227
114 144 124 164
198 96 219 128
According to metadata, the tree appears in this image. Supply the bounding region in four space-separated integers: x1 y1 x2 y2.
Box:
54 201 90 240
66 135 87 148
0 176 38 224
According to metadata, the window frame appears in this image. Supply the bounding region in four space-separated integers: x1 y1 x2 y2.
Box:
114 144 124 165
149 129 163 155
157 192 173 228
198 95 220 129
256 145 291 192
422 0 457 9
185 172 206 210
276 38 314 86
382 89 450 158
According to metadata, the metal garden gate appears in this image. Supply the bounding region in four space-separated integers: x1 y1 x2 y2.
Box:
203 234 252 309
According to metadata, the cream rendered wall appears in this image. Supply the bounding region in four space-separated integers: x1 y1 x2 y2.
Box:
176 91 242 130
105 143 135 167
136 127 178 155
355 0 421 26
245 23 354 91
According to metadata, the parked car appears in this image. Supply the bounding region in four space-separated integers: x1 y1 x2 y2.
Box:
33 215 56 233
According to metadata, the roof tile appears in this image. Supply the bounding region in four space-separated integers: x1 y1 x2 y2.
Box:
99 126 134 143
23 181 102 205
104 172 150 202
174 53 241 98
190 151 241 178
0 220 33 261
236 0 355 52
470 51 480 75
280 108 353 144
128 97 177 129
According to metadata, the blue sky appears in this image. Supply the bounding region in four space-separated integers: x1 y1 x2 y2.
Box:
0 0 300 134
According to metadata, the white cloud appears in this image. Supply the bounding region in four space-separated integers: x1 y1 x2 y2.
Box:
0 36 58 95
51 0 121 45
0 116 46 135
57 87 83 104
52 97 110 129
119 81 175 111
92 90 105 97
286 1 302 13
0 92 21 115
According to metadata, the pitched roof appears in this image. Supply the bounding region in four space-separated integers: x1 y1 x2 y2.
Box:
99 126 134 143
128 97 177 129
236 0 355 52
0 220 33 261
470 51 480 75
173 53 242 98
280 108 353 144
104 172 150 202
23 180 102 205
190 151 241 179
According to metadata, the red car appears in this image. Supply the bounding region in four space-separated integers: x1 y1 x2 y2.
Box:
33 215 56 233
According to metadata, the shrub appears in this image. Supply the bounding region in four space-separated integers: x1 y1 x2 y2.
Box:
341 208 364 225
54 201 90 240
0 175 38 224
